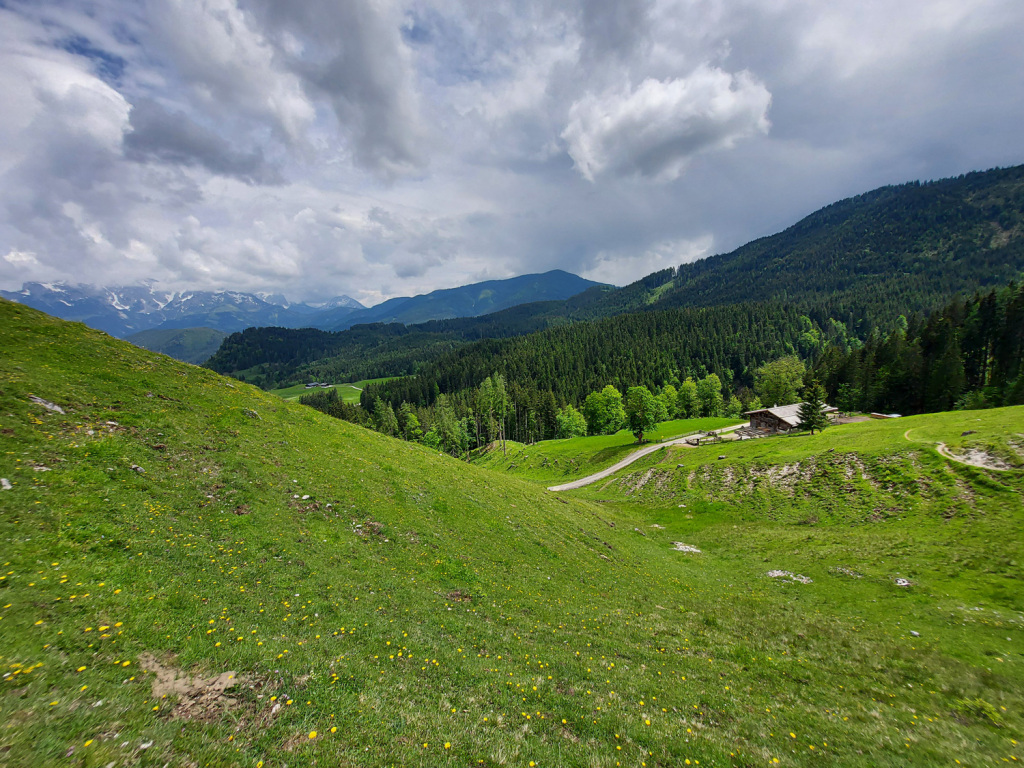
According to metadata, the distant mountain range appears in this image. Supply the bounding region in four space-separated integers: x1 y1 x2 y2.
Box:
0 282 365 338
312 270 604 331
0 270 603 344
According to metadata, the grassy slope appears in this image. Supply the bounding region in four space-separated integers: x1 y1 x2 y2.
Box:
472 418 744 485
565 412 1024 688
1 300 1023 767
271 377 396 403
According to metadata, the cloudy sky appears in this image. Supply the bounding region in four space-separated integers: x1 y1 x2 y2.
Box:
1 0 1023 305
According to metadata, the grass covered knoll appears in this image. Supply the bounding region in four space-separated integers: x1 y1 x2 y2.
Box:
471 417 743 485
0 299 1022 767
564 409 1024 729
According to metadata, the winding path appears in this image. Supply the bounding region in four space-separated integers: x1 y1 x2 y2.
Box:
547 423 749 491
904 429 1012 472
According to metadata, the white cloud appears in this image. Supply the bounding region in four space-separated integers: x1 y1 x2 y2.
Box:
4 250 40 267
0 0 1023 304
562 65 771 181
583 234 713 286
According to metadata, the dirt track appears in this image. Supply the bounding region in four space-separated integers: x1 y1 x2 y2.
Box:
904 429 1013 472
547 423 749 491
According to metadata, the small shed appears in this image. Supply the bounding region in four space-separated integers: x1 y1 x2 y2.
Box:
744 402 838 433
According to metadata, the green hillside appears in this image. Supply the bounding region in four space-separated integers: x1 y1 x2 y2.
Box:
471 417 743 485
125 326 228 364
1 298 1023 767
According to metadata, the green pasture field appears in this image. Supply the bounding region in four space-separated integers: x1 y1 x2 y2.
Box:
1 297 1022 767
471 417 744 484
271 376 396 403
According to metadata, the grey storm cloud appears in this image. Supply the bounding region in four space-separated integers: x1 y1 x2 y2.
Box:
125 99 282 184
1 0 1023 303
577 0 654 62
245 0 426 175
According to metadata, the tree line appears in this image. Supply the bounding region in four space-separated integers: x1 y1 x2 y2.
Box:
298 280 1023 454
813 282 1024 413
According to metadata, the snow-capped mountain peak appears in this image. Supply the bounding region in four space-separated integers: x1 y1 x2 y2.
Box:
0 281 352 338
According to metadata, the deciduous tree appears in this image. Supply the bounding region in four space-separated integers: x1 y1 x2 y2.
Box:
555 404 588 438
754 356 806 407
582 384 625 435
625 386 658 443
696 374 724 417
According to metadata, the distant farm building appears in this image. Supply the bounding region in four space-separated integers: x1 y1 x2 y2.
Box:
741 402 839 436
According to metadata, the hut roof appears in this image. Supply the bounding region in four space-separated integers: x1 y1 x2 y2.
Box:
743 402 838 428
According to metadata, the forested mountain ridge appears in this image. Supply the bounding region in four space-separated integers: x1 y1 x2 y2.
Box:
205 286 615 387
208 164 1024 389
351 282 1023 452
367 301 821 409
125 326 227 364
317 269 605 330
600 164 1024 318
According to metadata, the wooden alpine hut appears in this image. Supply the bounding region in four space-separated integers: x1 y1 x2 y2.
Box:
743 402 839 434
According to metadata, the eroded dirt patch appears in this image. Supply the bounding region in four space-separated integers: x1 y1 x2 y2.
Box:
619 467 672 495
139 653 245 722
937 443 1013 471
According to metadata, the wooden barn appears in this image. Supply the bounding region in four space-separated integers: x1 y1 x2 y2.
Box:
743 402 839 434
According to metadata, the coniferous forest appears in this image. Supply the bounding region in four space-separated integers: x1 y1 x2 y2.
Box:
200 165 1024 453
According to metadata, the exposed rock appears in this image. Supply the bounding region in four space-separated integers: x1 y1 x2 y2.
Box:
961 430 977 436
131 464 145 474
1 478 11 491
829 566 863 579
672 542 701 553
768 570 813 584
895 578 913 587
938 443 1012 471
28 395 64 414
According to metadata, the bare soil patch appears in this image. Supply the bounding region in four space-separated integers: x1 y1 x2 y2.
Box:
139 653 245 722
937 443 1013 471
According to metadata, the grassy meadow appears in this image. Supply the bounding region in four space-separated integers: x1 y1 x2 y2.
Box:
471 417 744 485
270 376 396 403
1 299 1023 767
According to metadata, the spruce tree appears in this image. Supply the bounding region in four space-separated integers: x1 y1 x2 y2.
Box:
797 382 830 434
